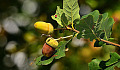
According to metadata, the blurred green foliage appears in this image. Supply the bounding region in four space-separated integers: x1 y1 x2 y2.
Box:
0 0 120 70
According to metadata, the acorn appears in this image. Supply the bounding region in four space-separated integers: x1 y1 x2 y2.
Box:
34 21 54 34
42 37 58 57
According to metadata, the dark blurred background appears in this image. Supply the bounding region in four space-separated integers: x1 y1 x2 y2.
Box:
0 0 120 70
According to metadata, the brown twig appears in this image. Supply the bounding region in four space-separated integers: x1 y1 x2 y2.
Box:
100 39 120 47
70 27 120 47
54 27 80 33
72 28 80 33
55 26 120 47
54 28 66 30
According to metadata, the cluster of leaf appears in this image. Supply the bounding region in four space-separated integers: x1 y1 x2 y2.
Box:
35 0 80 65
35 0 118 67
52 0 114 46
89 52 120 70
51 0 80 27
75 10 114 43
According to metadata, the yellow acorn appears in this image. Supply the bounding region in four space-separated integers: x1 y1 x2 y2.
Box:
46 37 58 48
34 21 54 34
42 37 58 57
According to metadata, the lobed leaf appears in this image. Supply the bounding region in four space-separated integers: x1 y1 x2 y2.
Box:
55 41 68 59
94 13 112 46
88 52 120 70
106 52 120 66
98 17 114 40
63 0 80 25
51 6 63 27
76 10 114 41
81 10 100 23
105 62 120 70
115 62 120 68
61 13 68 27
35 55 54 65
88 59 102 70
76 15 102 41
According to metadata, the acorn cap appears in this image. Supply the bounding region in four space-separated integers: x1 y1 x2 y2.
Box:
46 37 58 48
34 21 54 34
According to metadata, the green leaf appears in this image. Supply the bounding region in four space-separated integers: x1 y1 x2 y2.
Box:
88 52 120 70
76 15 102 41
102 13 108 20
63 0 80 25
94 13 108 47
35 55 54 65
55 41 68 59
98 17 114 40
81 10 100 23
115 62 120 68
106 52 120 66
51 6 63 27
103 52 120 70
105 62 120 70
94 39 104 47
88 59 102 70
61 13 68 27
35 41 68 65
76 10 114 41
105 66 114 70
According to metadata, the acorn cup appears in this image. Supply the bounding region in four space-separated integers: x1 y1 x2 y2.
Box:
34 21 54 34
42 37 58 57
